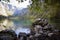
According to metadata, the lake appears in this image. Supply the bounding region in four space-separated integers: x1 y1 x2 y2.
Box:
0 18 32 35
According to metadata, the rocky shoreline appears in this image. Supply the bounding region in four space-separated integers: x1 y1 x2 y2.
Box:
0 18 60 40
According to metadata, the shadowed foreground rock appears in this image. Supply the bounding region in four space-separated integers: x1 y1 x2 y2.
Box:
0 30 17 40
30 18 60 40
18 32 27 40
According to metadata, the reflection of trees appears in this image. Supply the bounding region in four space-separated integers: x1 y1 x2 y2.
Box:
0 19 15 31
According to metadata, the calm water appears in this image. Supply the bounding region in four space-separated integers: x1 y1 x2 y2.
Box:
0 19 31 35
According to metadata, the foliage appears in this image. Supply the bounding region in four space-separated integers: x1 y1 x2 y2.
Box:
28 0 60 20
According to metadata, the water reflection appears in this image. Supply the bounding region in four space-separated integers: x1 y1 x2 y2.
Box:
0 19 30 35
0 19 14 31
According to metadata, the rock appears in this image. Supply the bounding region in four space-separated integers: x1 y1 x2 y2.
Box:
0 30 17 40
32 18 48 27
34 34 48 40
29 35 35 40
18 32 27 40
31 18 60 40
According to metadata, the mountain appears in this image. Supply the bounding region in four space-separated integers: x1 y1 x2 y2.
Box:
13 8 29 16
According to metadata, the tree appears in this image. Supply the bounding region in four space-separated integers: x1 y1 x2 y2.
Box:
28 0 60 20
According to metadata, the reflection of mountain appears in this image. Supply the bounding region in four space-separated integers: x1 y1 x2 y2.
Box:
15 27 30 35
0 19 15 31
